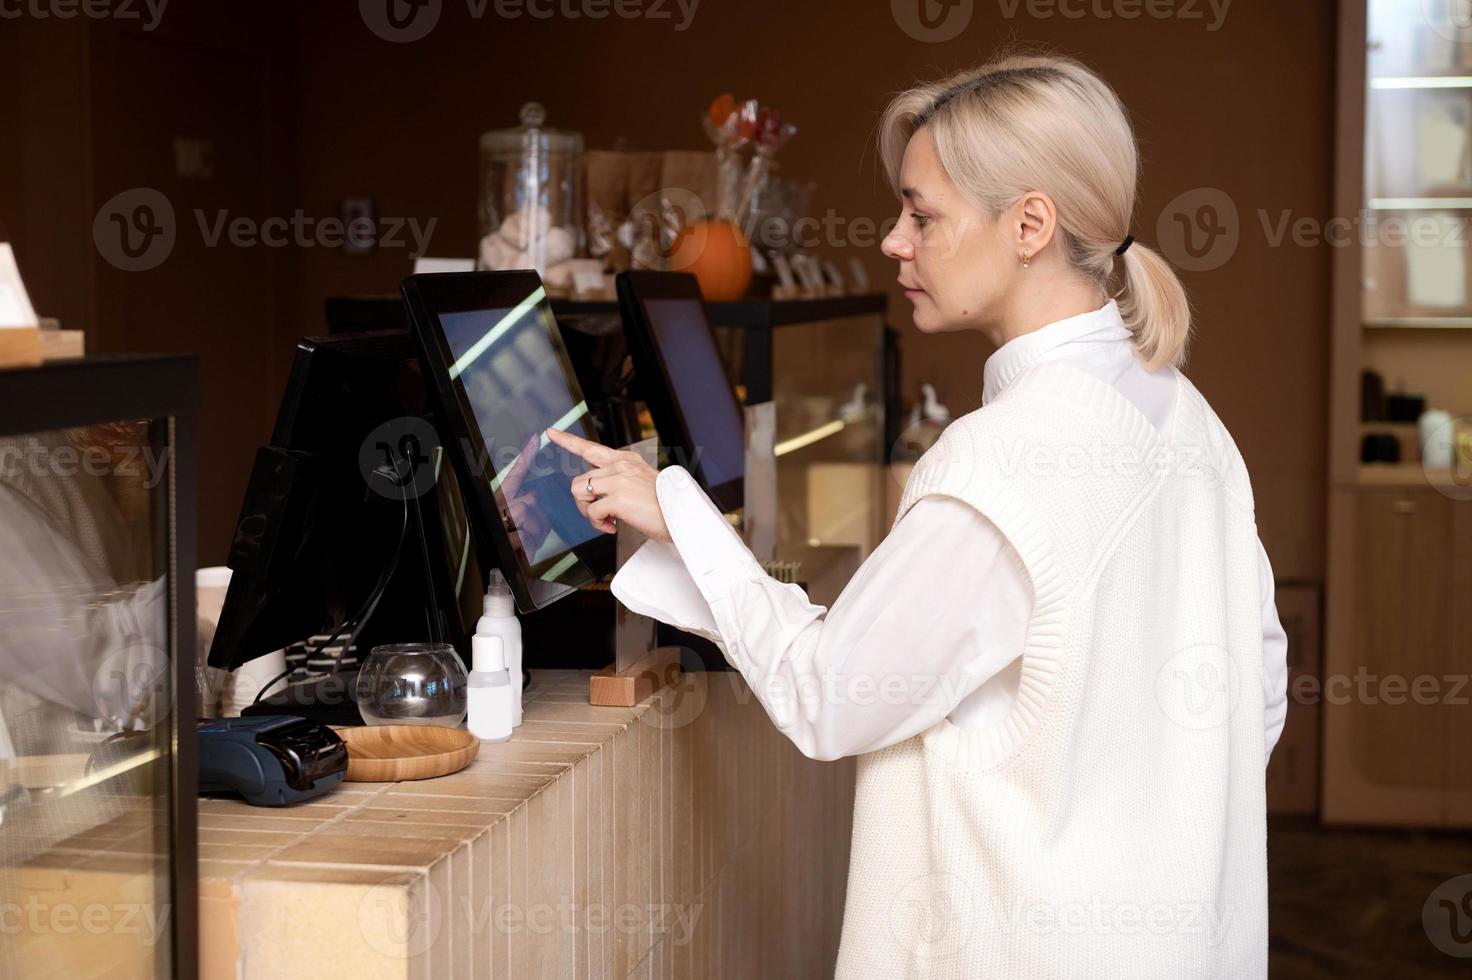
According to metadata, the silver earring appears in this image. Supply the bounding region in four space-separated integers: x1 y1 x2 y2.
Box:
1021 249 1031 269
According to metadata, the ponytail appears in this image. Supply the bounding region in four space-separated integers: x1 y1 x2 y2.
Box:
880 50 1194 369
1116 242 1192 370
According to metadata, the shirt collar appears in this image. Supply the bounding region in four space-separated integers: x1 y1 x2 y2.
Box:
981 299 1130 404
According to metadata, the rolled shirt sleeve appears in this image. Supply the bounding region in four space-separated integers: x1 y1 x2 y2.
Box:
1258 539 1290 768
611 466 1032 761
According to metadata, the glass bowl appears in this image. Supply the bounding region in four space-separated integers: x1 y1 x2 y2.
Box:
355 643 468 727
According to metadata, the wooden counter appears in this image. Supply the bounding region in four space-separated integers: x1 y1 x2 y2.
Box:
195 669 856 979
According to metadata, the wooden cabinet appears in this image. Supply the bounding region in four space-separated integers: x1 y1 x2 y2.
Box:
1445 500 1472 823
1323 3 1472 827
1323 486 1472 825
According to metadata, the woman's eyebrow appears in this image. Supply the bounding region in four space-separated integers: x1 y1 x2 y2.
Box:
900 187 926 203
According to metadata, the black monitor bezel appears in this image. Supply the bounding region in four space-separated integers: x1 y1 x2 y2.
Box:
401 270 613 614
615 270 745 515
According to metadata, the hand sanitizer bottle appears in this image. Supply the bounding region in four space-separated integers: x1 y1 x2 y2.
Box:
477 569 524 727
467 633 513 742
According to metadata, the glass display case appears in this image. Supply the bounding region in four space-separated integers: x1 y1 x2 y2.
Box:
1324 1 1472 827
704 295 894 580
1348 0 1472 470
1365 0 1472 328
0 355 199 978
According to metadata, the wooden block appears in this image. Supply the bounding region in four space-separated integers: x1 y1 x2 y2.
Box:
0 325 42 368
39 328 85 361
589 646 683 707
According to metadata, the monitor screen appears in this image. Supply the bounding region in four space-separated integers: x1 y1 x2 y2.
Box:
616 271 745 513
641 298 746 490
404 271 614 614
438 300 602 568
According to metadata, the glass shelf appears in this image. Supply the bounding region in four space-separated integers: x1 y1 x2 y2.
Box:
1371 75 1472 89
1364 315 1472 327
1367 196 1472 208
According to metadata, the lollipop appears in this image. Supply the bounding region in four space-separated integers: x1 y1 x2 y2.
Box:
735 105 797 231
704 94 762 218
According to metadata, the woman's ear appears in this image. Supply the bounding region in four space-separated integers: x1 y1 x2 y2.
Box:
1016 191 1058 257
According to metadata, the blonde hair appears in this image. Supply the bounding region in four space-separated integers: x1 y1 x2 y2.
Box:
879 52 1191 369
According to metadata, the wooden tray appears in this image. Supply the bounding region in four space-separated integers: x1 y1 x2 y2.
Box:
333 725 479 782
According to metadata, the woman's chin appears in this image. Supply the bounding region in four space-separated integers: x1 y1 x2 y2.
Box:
909 304 947 333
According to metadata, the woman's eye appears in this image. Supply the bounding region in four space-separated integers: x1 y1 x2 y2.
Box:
910 212 930 230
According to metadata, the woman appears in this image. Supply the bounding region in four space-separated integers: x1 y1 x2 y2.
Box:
549 52 1288 979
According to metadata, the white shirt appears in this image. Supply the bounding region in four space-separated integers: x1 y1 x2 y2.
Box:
611 300 1289 763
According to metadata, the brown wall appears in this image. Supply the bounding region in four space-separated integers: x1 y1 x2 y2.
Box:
2 5 300 564
4 1 1335 580
284 0 1335 580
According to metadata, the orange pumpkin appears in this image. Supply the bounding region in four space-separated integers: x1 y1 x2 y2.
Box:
669 218 753 301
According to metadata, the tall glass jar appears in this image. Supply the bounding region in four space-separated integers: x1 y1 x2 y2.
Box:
478 102 585 292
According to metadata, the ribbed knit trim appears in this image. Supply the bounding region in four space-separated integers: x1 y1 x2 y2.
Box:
981 299 1130 405
897 360 1183 773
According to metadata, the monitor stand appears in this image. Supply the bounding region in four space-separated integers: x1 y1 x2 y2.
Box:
238 444 476 727
589 436 684 707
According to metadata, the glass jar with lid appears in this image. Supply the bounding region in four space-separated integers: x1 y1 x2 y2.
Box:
478 102 585 292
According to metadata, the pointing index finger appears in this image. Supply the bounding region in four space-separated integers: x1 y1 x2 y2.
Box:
545 426 620 467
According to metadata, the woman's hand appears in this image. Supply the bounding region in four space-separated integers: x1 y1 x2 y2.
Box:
545 427 672 544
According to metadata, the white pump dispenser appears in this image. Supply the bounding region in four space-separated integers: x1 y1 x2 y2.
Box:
476 569 524 727
467 633 513 742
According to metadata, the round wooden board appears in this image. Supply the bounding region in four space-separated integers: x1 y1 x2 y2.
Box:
333 725 479 782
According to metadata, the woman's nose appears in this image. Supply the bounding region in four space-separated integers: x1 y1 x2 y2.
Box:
881 229 914 261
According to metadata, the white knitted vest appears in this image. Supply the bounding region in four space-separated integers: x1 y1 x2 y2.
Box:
834 361 1267 979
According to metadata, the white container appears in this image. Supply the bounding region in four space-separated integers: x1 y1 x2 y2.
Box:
476 569 524 727
196 566 234 718
223 649 288 716
467 634 513 742
1421 409 1456 469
